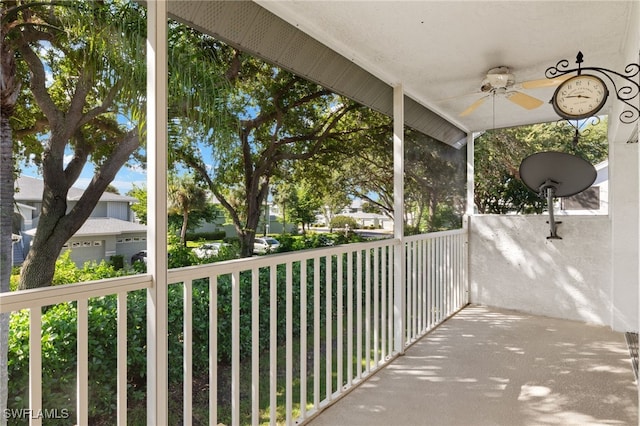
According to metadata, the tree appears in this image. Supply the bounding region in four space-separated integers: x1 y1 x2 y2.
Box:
474 119 608 214
176 46 367 257
167 173 208 246
287 182 322 233
4 1 147 290
327 109 395 219
127 183 148 224
6 3 229 289
404 128 466 232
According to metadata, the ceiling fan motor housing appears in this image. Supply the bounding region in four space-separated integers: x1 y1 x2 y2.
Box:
483 66 515 91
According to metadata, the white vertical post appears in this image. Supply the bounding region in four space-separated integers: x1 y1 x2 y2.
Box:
393 84 405 354
336 253 343 387
251 268 259 425
313 257 320 408
29 308 42 426
269 267 277 426
209 276 218 424
77 298 88 426
286 262 293 425
325 256 332 400
346 252 353 385
145 1 169 424
183 281 193 421
466 133 475 216
117 292 127 425
299 261 307 418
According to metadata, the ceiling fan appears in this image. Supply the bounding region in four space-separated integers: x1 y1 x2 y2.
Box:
459 66 568 117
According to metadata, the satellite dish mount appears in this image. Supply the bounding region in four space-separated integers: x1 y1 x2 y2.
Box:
519 152 597 240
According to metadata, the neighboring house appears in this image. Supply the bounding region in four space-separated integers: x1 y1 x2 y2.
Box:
559 159 609 215
313 199 393 230
13 175 147 267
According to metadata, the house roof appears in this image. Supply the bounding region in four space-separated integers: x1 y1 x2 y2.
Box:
15 175 137 203
24 217 146 237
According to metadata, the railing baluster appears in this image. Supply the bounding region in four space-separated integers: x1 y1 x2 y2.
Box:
379 247 383 353
365 249 371 373
269 266 277 426
184 280 193 424
286 261 293 425
313 257 320 409
29 307 42 426
117 292 127 425
77 298 88 426
373 247 379 367
232 271 241 426
209 275 218 425
336 253 343 392
347 251 353 387
387 247 394 357
251 268 260 426
325 255 332 401
356 250 362 379
300 260 307 418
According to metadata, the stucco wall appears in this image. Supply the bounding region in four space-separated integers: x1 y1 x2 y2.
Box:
469 215 614 327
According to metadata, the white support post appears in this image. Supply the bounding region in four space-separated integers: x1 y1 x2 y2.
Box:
393 84 405 354
146 1 169 424
466 133 475 216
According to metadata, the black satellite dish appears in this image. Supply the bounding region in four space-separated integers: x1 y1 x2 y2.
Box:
519 151 597 239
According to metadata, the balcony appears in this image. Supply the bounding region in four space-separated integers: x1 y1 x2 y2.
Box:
308 305 637 426
2 1 639 425
2 230 470 425
2 225 637 425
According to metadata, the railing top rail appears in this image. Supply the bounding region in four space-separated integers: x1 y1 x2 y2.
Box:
0 274 153 314
168 237 399 283
403 228 466 243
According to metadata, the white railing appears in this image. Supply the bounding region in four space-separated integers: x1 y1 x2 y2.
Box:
0 230 467 426
0 275 152 426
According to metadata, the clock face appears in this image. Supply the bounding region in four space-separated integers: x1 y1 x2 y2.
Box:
552 74 608 120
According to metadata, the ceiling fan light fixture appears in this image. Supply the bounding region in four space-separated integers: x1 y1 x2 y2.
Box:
486 66 515 89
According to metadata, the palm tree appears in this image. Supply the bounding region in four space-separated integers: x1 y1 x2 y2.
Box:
168 174 208 246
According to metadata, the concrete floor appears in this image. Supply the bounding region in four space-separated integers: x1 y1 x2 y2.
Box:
308 305 638 426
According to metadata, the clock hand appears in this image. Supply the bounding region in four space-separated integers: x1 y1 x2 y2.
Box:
565 95 591 98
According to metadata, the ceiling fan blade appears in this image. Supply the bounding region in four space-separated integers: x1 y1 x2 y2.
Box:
506 91 544 110
460 96 487 117
519 75 571 89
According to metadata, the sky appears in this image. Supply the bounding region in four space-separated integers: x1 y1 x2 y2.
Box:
22 155 147 195
21 141 217 196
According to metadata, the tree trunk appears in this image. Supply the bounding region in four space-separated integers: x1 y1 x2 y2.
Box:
0 112 14 426
180 210 189 246
0 22 20 420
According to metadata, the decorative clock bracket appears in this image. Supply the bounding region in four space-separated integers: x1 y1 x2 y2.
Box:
546 51 640 124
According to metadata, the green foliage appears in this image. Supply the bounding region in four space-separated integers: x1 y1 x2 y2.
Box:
474 119 608 214
330 215 359 230
126 183 148 224
110 255 124 270
185 230 226 241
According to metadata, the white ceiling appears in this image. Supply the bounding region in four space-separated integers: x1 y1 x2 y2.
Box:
256 1 639 134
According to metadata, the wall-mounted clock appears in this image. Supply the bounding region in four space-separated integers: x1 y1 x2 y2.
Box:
551 74 609 120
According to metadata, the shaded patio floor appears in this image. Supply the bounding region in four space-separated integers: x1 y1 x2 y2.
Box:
308 305 638 426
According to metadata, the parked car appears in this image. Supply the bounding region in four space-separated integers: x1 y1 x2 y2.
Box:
253 237 280 254
131 250 147 264
193 242 230 258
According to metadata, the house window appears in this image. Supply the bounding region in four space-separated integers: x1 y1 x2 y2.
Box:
82 241 91 247
71 242 81 248
93 241 102 246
